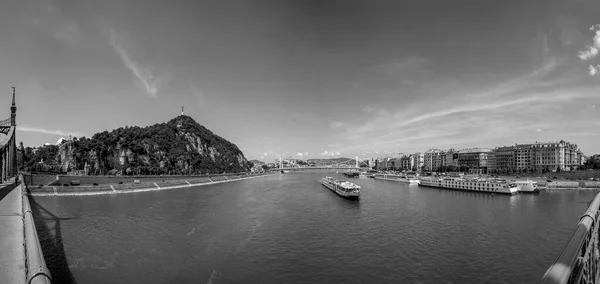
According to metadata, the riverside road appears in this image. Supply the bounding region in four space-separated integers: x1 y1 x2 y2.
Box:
30 172 595 284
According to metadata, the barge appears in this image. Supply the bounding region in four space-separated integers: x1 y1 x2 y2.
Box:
373 174 420 184
419 177 518 195
321 176 360 199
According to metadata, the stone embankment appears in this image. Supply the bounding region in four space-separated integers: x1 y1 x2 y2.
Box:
25 173 273 196
541 181 600 191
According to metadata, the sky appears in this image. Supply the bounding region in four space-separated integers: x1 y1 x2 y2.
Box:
1 0 599 162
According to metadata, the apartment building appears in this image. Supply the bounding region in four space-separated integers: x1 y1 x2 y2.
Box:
530 141 583 171
487 140 583 173
444 149 458 168
412 152 424 172
400 155 413 170
456 148 492 174
424 149 444 172
489 146 515 173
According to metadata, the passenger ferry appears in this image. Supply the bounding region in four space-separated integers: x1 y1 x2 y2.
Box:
373 174 420 184
514 180 539 193
320 176 360 199
419 177 518 195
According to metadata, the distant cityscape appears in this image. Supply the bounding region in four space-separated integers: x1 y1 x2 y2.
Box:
263 140 586 174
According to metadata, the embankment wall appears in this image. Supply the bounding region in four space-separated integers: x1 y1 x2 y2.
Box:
26 173 273 196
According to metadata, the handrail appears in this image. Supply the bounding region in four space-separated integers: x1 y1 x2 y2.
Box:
540 192 600 284
20 175 52 284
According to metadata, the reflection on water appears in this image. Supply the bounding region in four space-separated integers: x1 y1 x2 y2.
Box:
32 173 599 284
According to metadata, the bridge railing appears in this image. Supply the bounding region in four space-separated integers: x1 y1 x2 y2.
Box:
20 175 52 284
540 192 600 284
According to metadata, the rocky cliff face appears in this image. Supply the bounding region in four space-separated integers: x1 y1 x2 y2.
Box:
27 116 251 175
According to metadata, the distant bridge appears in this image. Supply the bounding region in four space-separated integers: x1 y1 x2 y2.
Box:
0 87 17 182
271 166 370 172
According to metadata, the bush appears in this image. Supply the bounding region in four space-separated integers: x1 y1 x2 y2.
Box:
93 183 98 186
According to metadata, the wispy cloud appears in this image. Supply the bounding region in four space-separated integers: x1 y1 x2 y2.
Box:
27 1 82 47
333 55 600 155
19 126 83 137
105 27 163 97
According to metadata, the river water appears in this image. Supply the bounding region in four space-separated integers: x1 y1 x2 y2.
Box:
30 172 598 284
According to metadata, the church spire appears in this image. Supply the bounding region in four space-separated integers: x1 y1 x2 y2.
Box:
11 87 15 106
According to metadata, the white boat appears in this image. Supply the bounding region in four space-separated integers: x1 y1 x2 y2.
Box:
373 174 420 184
419 177 518 195
320 176 360 199
514 180 539 193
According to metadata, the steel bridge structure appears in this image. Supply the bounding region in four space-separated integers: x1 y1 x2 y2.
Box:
0 87 18 182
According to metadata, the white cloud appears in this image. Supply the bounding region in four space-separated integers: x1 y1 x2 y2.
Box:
296 152 304 157
578 24 600 74
536 128 543 132
590 65 599 76
106 27 164 97
320 151 336 156
579 47 599 61
335 152 341 156
19 126 83 137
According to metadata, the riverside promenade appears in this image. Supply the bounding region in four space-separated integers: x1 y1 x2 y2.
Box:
0 178 25 284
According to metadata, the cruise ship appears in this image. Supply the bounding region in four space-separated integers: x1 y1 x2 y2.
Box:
320 176 361 199
419 177 518 195
514 180 539 193
373 174 420 184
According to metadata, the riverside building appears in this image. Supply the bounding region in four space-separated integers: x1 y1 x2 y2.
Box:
424 149 444 172
456 148 492 174
487 140 583 173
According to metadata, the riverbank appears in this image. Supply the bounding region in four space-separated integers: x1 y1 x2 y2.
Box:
26 173 274 196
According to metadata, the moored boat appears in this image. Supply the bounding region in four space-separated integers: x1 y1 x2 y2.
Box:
373 174 420 184
320 176 360 199
419 177 518 195
514 180 539 193
343 171 360 178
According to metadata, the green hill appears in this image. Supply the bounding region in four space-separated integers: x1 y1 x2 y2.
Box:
21 115 252 175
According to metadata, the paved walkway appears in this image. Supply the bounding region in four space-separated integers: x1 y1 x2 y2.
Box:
0 178 26 284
